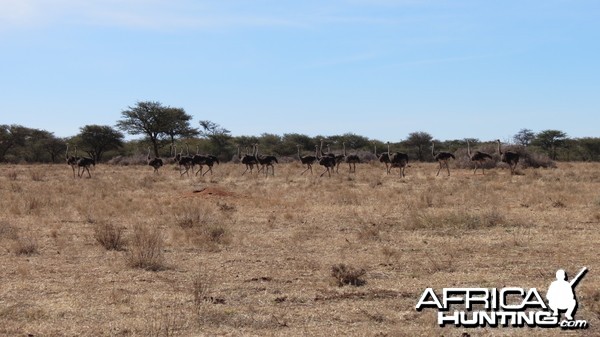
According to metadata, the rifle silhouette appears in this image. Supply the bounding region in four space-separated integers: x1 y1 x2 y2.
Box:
569 267 588 288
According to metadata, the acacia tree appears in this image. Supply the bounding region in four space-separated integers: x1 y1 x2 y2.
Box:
77 125 124 162
28 129 65 163
116 101 197 157
199 120 232 159
405 131 433 161
0 124 30 162
514 128 536 147
533 130 568 160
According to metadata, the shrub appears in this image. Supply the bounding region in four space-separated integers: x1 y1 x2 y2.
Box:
94 222 126 251
13 236 39 256
126 224 166 271
331 263 366 287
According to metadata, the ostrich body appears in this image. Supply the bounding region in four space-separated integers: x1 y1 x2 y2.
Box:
255 144 278 176
192 146 219 176
343 142 361 173
496 140 520 175
387 142 409 177
76 154 95 178
431 141 455 176
326 144 345 173
147 147 163 174
297 145 317 175
467 140 493 175
238 146 258 175
201 155 219 176
317 144 336 177
375 145 391 173
174 145 193 177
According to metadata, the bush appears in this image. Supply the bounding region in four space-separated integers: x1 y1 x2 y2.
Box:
331 264 366 287
94 222 126 251
126 224 166 271
13 236 39 256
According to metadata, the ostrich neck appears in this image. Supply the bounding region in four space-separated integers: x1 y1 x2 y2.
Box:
467 141 472 157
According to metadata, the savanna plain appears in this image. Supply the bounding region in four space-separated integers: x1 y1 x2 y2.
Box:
1 161 599 337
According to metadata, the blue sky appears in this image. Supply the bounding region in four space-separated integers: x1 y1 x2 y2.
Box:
1 0 598 142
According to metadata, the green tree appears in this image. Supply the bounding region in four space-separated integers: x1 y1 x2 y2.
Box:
0 124 30 162
199 120 232 159
77 125 124 162
164 107 199 145
28 129 65 162
514 128 536 147
575 137 600 161
533 130 568 160
405 131 433 161
116 101 196 157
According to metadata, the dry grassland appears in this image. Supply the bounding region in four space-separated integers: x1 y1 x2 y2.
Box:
0 161 599 336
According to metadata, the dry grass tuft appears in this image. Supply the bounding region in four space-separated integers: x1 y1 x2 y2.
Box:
12 235 39 256
331 263 367 287
30 169 45 181
94 222 126 251
6 170 18 181
0 221 18 240
126 224 166 271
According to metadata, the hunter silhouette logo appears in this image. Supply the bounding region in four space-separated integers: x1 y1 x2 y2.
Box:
415 267 589 329
547 267 587 321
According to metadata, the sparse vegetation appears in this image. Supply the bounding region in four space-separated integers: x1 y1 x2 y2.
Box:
126 224 166 271
0 162 598 336
12 235 38 255
94 222 126 251
331 263 367 286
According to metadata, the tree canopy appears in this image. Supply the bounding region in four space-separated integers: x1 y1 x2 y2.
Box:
116 101 197 157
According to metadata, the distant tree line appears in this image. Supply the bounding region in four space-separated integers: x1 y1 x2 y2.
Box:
1 102 599 163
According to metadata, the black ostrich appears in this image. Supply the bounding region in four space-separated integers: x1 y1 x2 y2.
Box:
343 142 361 173
466 140 493 175
375 145 391 174
297 145 317 175
76 153 96 178
255 144 278 176
431 141 455 176
496 139 520 175
317 146 337 178
147 147 163 174
387 142 409 177
238 145 258 176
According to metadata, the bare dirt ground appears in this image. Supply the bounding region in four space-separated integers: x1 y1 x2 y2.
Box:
0 161 599 336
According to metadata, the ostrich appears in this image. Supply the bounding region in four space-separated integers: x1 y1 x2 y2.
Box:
327 144 345 173
66 144 79 178
175 145 194 177
466 139 493 175
201 155 219 176
496 139 520 175
317 148 336 177
297 144 317 175
255 144 278 176
387 142 409 177
238 145 258 175
192 146 219 176
375 144 391 174
76 152 95 178
431 141 455 176
343 142 361 173
192 146 209 176
147 147 163 174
